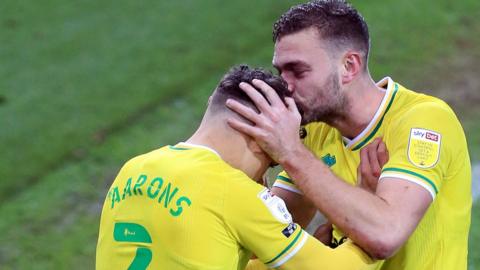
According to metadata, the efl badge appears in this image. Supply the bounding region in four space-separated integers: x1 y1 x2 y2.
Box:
408 128 441 168
258 188 292 224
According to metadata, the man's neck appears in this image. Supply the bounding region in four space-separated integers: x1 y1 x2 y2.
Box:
186 118 269 182
332 77 385 139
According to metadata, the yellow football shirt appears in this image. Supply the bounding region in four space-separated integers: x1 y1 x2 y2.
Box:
96 142 377 270
274 77 472 270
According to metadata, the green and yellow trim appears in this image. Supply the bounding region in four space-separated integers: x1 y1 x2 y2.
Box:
265 229 307 268
346 80 399 151
381 167 438 199
276 175 293 184
168 145 190 151
274 175 302 194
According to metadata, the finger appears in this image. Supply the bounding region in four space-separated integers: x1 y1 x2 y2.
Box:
367 177 377 193
359 147 372 181
358 151 375 192
284 97 299 113
239 82 272 114
367 145 381 178
370 137 381 149
251 79 285 108
377 140 389 167
227 118 263 138
284 97 302 121
226 99 263 124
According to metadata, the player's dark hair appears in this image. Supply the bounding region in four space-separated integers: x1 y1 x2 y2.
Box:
273 0 370 68
209 65 291 114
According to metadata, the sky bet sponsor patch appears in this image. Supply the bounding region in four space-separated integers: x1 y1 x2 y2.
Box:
408 128 441 168
258 188 292 224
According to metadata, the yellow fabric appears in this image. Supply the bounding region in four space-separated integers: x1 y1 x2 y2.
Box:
281 238 377 270
245 238 378 270
273 78 472 270
96 143 375 269
245 259 270 270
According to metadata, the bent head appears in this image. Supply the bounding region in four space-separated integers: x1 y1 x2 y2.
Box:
272 0 370 125
205 65 291 167
207 65 291 118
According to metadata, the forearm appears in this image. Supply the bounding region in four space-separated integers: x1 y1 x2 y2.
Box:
280 147 398 257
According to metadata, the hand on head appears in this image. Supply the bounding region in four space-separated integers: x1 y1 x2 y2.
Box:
226 79 304 164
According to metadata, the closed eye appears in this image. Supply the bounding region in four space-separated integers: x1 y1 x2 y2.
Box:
293 69 308 78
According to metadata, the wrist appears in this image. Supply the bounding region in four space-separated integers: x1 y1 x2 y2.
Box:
278 143 312 172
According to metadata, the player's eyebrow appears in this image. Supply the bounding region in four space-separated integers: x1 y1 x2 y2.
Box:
273 60 309 74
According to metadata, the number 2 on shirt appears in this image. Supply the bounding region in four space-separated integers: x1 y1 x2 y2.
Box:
114 222 152 270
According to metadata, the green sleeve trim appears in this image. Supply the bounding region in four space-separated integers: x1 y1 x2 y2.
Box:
265 229 303 264
276 175 293 184
382 167 438 194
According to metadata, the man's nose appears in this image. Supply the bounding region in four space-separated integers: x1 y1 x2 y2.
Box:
281 74 295 93
288 84 295 94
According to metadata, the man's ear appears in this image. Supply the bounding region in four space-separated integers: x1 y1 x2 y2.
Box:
247 139 264 155
340 51 362 85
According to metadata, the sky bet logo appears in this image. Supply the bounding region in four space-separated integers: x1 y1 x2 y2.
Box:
412 129 439 142
413 130 425 138
426 132 439 142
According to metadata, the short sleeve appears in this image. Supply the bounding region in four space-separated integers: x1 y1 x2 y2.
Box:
381 102 459 200
272 170 303 195
225 179 308 268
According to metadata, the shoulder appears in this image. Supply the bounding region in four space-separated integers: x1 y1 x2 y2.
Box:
224 168 265 198
120 146 170 173
388 86 461 133
385 97 464 151
392 83 456 119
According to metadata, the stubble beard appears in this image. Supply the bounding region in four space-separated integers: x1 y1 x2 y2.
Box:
299 72 348 126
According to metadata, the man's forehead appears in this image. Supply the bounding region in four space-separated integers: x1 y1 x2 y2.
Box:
273 28 327 66
272 54 308 70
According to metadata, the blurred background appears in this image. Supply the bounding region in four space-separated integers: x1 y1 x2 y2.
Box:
0 0 479 269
